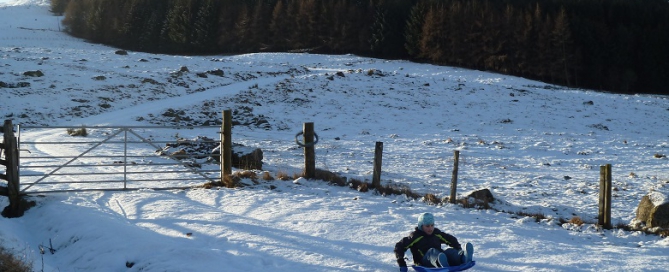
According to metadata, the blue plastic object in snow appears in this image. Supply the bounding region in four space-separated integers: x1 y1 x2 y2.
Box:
412 261 476 272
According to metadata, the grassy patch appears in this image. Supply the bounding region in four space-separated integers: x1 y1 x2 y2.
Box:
66 127 88 137
0 246 32 272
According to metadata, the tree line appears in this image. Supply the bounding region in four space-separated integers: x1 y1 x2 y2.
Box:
51 0 669 94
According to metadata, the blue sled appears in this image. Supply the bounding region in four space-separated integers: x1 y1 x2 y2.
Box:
412 261 476 272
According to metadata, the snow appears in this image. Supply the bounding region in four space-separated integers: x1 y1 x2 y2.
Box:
2 1 669 271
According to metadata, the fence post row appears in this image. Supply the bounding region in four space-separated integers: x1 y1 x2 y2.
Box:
1 120 22 217
598 164 612 229
221 110 232 177
2 114 620 225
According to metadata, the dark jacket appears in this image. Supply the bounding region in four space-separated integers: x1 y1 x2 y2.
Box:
394 227 461 267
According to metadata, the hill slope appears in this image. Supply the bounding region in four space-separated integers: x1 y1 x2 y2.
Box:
1 2 669 272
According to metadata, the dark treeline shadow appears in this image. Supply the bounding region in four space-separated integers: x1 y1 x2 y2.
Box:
51 0 669 95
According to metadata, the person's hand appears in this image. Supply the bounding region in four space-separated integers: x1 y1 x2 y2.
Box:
399 267 408 272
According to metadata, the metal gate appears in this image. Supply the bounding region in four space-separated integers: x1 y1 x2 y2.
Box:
17 125 222 194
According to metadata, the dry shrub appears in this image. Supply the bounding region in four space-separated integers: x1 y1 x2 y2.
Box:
66 127 88 137
357 182 369 192
313 169 347 186
615 222 633 232
458 197 491 209
0 246 32 272
276 171 291 181
347 178 368 192
222 174 241 188
236 170 257 181
658 229 669 238
424 194 440 205
377 183 421 199
569 216 584 226
515 211 548 222
262 171 274 181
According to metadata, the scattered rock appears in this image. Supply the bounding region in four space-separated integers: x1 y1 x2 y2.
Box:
207 69 224 77
115 50 128 55
23 70 44 77
0 81 30 88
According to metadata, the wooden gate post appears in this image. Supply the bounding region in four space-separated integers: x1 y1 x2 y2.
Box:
221 110 232 177
598 164 613 229
1 120 22 217
449 150 460 204
372 142 383 189
303 122 315 179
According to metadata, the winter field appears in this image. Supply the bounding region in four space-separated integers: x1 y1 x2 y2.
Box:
1 1 669 271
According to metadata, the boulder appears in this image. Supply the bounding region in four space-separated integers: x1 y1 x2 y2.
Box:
636 188 669 228
212 144 263 170
23 70 44 77
465 188 495 206
233 147 263 170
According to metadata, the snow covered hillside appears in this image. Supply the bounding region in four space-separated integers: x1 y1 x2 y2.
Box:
1 1 669 271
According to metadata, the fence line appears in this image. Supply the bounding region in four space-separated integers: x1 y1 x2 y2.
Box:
3 115 624 227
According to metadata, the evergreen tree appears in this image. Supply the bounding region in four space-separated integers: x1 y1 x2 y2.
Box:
164 0 194 52
269 0 289 51
50 0 70 15
404 2 426 58
191 0 220 53
549 7 575 86
418 5 446 62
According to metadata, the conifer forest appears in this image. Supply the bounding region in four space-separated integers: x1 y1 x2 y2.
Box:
51 0 669 94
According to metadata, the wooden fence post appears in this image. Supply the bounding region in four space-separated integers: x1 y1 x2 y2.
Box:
598 164 613 229
604 164 613 229
449 150 460 204
303 122 315 179
221 110 232 177
372 142 383 189
1 120 22 217
598 165 606 226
